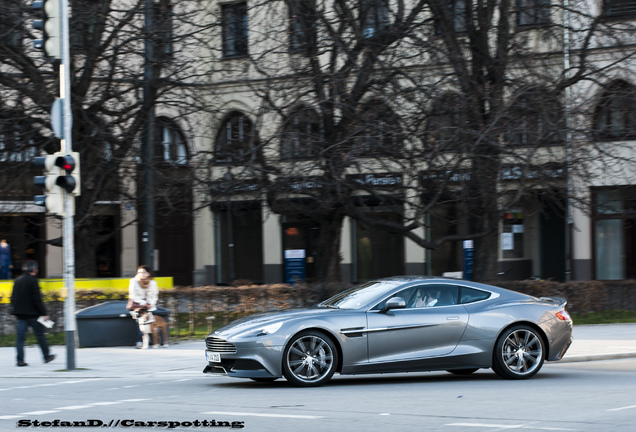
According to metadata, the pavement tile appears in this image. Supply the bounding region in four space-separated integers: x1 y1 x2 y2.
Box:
1 324 635 378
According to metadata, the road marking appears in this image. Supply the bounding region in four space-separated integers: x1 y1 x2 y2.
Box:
606 405 636 411
447 424 577 431
55 405 92 410
0 379 103 393
448 423 525 429
203 411 323 419
20 411 60 415
1 399 150 421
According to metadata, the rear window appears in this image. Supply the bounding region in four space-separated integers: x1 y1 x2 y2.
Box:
460 287 491 304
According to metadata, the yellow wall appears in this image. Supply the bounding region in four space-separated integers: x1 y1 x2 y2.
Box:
0 277 173 303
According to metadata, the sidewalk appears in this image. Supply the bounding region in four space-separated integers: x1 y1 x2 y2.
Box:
2 324 635 379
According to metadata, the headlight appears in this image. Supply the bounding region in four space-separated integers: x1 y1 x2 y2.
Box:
235 322 284 338
257 322 284 336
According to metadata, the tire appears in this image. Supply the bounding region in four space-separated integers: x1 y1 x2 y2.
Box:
282 330 338 387
492 325 545 380
447 368 479 375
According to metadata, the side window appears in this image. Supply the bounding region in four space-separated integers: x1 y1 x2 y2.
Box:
409 284 459 308
459 286 491 304
372 286 416 311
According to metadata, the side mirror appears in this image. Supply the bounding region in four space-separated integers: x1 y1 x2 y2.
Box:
381 297 406 313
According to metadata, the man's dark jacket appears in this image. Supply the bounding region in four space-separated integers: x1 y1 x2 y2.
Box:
10 273 47 319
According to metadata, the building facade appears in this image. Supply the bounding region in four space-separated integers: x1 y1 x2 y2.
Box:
3 0 636 285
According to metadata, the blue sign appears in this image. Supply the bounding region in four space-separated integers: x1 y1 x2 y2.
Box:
463 240 474 281
284 249 306 284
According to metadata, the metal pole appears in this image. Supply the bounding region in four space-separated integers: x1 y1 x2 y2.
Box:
141 0 155 268
563 0 573 282
227 200 235 282
59 0 75 370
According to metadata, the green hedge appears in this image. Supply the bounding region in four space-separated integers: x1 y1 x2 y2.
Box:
488 280 609 314
10 279 636 317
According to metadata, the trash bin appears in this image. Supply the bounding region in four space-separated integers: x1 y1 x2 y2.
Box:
76 300 171 348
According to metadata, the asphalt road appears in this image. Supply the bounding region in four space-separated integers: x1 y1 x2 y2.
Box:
2 358 636 432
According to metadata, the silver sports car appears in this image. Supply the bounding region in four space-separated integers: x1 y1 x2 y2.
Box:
203 276 573 386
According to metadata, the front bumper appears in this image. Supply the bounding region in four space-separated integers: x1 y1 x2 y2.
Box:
203 337 285 379
203 356 279 379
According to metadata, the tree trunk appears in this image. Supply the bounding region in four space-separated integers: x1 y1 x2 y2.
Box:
75 223 99 278
314 210 345 283
469 154 501 282
472 228 499 282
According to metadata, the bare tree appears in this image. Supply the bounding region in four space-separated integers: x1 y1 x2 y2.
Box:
202 0 636 281
0 0 214 276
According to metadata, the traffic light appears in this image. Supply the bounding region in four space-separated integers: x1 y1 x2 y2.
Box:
33 152 80 216
55 152 81 196
33 0 62 61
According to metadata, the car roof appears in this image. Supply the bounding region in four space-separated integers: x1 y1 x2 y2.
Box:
371 276 523 297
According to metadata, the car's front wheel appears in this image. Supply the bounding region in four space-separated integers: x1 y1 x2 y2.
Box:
492 325 545 379
282 330 338 387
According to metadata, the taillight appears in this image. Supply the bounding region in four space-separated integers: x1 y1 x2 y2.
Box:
555 309 571 321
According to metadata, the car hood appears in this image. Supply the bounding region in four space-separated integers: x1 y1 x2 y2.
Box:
210 307 339 338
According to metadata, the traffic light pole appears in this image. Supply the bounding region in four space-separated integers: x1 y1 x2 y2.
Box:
60 0 76 371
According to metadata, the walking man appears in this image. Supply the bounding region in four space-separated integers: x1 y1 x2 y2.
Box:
10 260 55 367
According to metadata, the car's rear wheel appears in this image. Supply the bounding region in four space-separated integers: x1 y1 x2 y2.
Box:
492 325 545 379
282 330 338 387
447 368 479 375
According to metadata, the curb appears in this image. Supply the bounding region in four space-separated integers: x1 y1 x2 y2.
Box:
559 352 636 363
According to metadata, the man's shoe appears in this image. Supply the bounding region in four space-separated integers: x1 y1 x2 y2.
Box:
17 362 28 367
45 354 55 363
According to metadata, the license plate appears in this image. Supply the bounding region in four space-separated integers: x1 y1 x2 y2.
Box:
206 352 221 363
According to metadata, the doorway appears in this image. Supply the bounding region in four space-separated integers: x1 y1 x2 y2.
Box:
282 221 318 282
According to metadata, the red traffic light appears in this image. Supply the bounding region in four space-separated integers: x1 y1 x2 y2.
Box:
55 155 75 173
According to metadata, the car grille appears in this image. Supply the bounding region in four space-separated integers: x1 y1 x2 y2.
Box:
206 337 237 353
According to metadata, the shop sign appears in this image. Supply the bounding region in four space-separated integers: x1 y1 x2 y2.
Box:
210 179 260 195
420 169 471 184
500 164 565 181
347 173 403 189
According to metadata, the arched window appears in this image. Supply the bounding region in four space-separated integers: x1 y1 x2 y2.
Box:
594 81 636 140
425 93 468 152
507 89 564 147
215 112 259 165
281 107 322 160
155 118 188 165
352 102 402 156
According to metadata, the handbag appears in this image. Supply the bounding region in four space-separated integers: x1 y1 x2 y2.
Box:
126 299 143 311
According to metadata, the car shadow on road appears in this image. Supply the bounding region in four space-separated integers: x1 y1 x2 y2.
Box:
204 369 565 389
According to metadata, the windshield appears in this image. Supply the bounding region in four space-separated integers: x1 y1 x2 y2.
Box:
320 281 402 309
